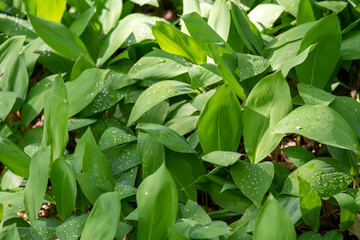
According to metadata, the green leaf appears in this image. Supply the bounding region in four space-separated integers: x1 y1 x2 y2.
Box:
182 200 211 224
128 48 190 81
231 161 274 208
243 71 292 163
130 0 158 6
208 0 230 41
97 0 123 34
152 21 207 64
0 224 21 240
24 147 51 222
322 230 343 240
105 142 141 175
30 218 62 239
165 150 206 202
56 214 88 240
42 74 69 162
295 14 341 89
23 0 66 23
198 84 242 154
189 221 230 238
127 80 195 126
0 137 30 177
330 96 360 140
70 6 96 36
281 158 353 197
333 193 358 231
0 14 38 39
138 132 165 179
276 0 299 16
202 151 242 167
298 231 322 240
297 0 316 25
80 192 121 240
0 190 25 220
189 64 222 89
28 14 91 61
316 1 348 13
50 158 77 221
248 4 285 31
253 194 296 240
281 146 315 167
298 177 321 232
137 163 178 240
137 123 196 153
341 31 360 60
98 127 137 151
231 2 263 54
274 105 360 153
298 83 336 106
1 170 23 190
67 69 108 117
21 75 55 127
236 53 270 81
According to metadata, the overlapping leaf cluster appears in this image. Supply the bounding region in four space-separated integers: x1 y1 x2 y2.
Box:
1 0 360 239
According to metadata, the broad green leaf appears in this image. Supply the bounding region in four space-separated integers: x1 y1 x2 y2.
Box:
281 146 315 167
231 161 274 208
296 14 341 89
0 92 16 122
333 193 358 231
182 200 211 224
180 0 200 33
0 224 21 240
137 163 178 240
328 146 357 174
236 53 270 81
298 231 322 240
105 142 141 175
42 75 68 162
127 80 195 125
24 147 51 222
166 150 206 202
138 132 165 179
248 4 285 31
21 75 55 127
281 158 353 197
0 14 37 39
341 31 360 60
198 84 242 154
30 218 62 239
208 43 246 100
253 194 296 240
182 12 224 56
297 0 316 25
68 118 97 131
276 0 299 16
322 230 343 240
28 14 91 61
70 6 96 36
137 123 196 153
195 175 252 214
80 192 121 240
165 116 199 136
128 48 190 81
0 137 30 177
274 105 360 153
267 40 302 70
0 190 24 220
50 158 77 221
298 177 321 232
208 0 230 41
152 21 207 64
316 1 348 13
189 64 222 89
1 170 23 190
115 222 133 240
56 214 88 240
98 127 137 151
231 2 263 54
189 221 230 238
97 0 123 34
279 44 317 77
114 183 137 199
23 0 66 23
191 89 216 111
130 0 158 7
96 16 135 66
0 36 25 71
202 151 242 167
67 69 108 117
330 96 360 140
0 54 29 110
298 83 336 106
243 71 292 163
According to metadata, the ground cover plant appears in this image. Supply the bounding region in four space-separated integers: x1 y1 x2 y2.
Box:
1 0 360 239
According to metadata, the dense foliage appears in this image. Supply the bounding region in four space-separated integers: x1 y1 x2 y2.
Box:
1 0 360 239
